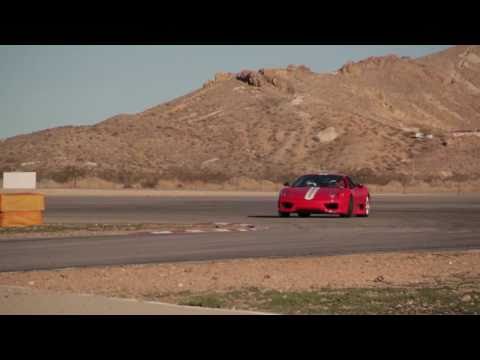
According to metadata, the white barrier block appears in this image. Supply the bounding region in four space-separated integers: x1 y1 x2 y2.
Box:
2 172 37 189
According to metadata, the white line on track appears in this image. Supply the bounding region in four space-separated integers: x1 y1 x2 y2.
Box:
151 231 174 235
215 228 231 232
185 229 205 233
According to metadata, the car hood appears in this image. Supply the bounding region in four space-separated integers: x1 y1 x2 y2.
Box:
282 187 344 200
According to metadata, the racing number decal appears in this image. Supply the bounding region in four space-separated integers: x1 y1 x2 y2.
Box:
304 187 320 200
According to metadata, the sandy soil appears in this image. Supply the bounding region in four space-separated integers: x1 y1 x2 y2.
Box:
30 189 279 197
2 188 478 197
1 250 479 301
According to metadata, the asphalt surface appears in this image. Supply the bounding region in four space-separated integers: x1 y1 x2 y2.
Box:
1 194 480 272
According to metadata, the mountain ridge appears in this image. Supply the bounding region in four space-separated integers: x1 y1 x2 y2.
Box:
1 45 480 190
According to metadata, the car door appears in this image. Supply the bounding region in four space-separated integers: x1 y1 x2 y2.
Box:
345 176 361 206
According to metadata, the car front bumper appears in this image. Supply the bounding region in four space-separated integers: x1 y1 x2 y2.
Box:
278 198 347 214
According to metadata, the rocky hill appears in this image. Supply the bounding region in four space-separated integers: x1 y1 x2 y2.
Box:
1 45 480 190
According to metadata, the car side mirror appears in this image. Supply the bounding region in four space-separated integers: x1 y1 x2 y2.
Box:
356 184 363 188
283 182 290 187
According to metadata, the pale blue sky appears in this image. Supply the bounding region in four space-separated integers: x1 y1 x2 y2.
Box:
0 45 451 139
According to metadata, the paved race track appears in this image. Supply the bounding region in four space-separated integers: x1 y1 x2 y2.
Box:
1 194 479 272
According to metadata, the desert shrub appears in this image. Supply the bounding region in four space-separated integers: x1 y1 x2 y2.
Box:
163 167 231 184
34 169 50 182
350 168 396 186
140 173 160 188
262 168 298 184
97 168 118 183
97 168 147 188
419 174 440 183
0 164 17 174
51 166 87 187
448 171 469 183
117 169 140 188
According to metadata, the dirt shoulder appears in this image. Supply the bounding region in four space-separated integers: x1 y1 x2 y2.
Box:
3 188 478 197
1 249 479 314
29 189 279 197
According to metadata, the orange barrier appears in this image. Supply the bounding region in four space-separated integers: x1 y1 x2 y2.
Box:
0 193 45 227
0 193 45 212
0 211 43 227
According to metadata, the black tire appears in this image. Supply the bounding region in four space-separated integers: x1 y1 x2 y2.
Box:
340 196 354 218
298 212 311 218
279 211 290 217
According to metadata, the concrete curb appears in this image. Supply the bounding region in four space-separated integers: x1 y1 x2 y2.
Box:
0 285 275 315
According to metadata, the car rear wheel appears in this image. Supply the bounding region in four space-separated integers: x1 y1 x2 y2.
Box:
298 212 311 217
278 211 290 217
357 196 370 217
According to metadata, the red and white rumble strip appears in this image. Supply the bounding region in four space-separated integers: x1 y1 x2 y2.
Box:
150 223 256 235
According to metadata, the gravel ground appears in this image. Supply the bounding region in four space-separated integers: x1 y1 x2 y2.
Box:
1 249 479 299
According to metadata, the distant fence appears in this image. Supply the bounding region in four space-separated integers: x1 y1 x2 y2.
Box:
2 172 37 189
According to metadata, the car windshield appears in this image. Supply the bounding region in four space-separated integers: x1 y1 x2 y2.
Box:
291 175 343 188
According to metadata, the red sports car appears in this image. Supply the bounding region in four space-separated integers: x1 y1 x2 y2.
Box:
278 173 370 217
